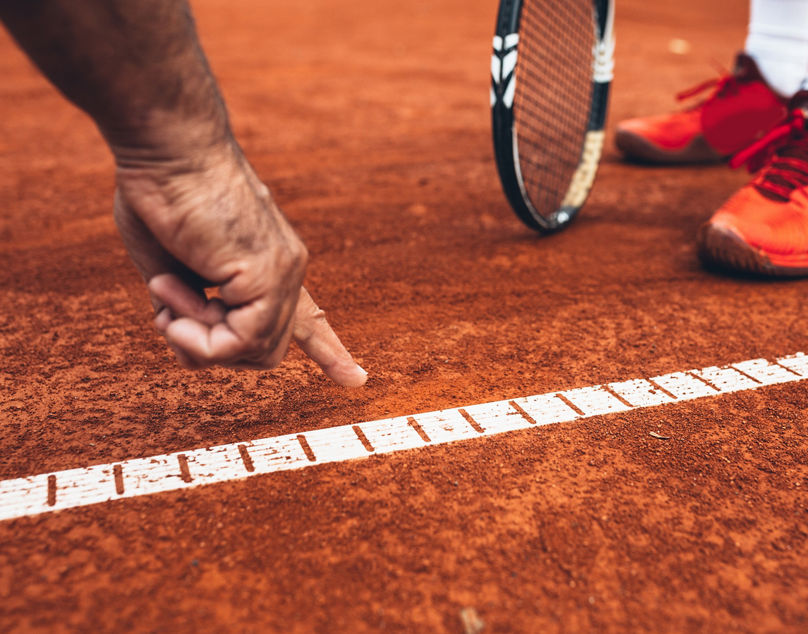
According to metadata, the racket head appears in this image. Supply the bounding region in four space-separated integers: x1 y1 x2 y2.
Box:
491 0 614 232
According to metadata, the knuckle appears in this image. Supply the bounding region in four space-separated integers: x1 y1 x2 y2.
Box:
309 306 328 325
289 239 308 270
296 307 328 342
273 238 307 277
256 183 272 202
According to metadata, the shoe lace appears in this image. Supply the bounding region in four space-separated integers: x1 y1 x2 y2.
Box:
729 109 808 202
676 64 738 106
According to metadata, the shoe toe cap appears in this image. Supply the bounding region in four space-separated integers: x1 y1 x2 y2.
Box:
699 188 808 275
615 111 723 163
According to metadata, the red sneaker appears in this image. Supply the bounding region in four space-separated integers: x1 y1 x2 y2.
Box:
616 54 788 164
698 97 808 276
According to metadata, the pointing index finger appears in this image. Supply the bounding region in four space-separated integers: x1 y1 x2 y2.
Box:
293 287 368 388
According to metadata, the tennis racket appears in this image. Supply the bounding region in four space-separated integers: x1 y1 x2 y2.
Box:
491 0 614 232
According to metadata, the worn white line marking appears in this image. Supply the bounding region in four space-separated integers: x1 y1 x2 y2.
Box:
650 371 718 401
692 365 760 393
608 378 675 408
561 386 631 417
777 352 808 377
412 409 479 443
250 435 311 472
511 393 580 425
464 401 533 434
305 426 368 463
359 417 424 454
1 352 806 523
185 445 249 485
732 358 800 385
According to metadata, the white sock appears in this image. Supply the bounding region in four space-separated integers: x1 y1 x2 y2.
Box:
745 0 808 96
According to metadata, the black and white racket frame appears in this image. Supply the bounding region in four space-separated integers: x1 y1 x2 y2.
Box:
491 0 614 232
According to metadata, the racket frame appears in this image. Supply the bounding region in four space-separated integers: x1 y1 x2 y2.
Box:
491 0 614 232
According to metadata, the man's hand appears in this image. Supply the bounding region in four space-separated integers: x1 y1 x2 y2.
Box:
114 146 367 387
0 0 366 385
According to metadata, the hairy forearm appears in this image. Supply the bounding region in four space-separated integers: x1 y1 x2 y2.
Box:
0 0 232 162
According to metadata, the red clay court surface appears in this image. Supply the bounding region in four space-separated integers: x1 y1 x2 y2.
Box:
1 0 807 631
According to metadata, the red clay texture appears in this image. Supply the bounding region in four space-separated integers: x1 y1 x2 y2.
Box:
1 0 807 631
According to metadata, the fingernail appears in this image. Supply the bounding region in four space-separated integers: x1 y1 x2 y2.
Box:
343 364 368 388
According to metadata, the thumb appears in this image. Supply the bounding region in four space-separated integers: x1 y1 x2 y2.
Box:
293 287 368 387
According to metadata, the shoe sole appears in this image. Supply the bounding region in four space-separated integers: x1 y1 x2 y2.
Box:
615 129 725 165
698 222 808 277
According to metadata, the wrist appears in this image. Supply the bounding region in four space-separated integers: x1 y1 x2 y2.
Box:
105 109 235 171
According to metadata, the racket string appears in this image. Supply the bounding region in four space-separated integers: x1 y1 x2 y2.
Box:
512 0 596 213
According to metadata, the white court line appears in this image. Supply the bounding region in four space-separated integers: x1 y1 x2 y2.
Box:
2 353 807 523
